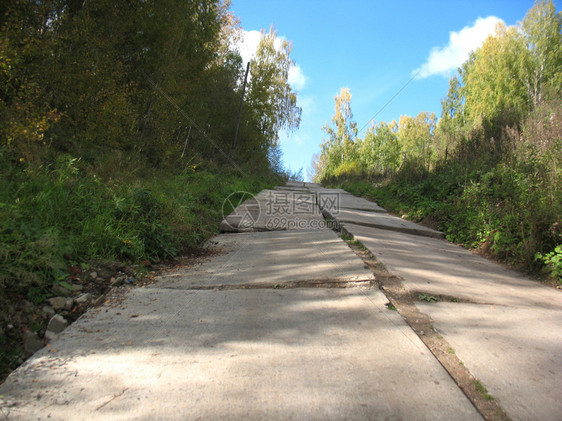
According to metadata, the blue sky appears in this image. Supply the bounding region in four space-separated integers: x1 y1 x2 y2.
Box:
229 0 540 180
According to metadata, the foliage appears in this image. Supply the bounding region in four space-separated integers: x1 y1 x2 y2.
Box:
315 1 561 279
316 88 359 179
0 150 266 304
535 246 562 283
0 0 298 378
247 26 302 148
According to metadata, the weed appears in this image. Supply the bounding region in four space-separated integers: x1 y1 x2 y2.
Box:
535 245 562 283
385 302 397 311
341 233 354 242
350 239 368 251
418 293 439 302
474 379 495 401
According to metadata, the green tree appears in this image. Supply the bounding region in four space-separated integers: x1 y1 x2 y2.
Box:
460 23 530 128
521 0 562 106
246 26 302 150
398 112 436 170
320 87 359 177
359 121 401 175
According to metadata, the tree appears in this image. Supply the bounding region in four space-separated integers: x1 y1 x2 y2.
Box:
398 112 436 170
521 0 562 106
359 121 401 175
246 26 301 149
319 87 359 177
460 23 530 128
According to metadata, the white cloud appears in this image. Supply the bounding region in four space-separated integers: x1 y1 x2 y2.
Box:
236 30 261 66
288 65 307 90
414 16 504 79
234 30 307 90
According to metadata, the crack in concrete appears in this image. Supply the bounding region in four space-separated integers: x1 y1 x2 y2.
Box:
338 229 510 421
155 279 376 291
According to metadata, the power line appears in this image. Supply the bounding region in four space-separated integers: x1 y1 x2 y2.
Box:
357 70 421 135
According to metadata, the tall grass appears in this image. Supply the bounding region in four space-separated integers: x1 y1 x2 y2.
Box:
0 149 267 306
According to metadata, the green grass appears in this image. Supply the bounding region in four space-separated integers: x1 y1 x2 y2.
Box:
0 149 270 378
0 155 264 301
418 293 440 303
474 379 495 401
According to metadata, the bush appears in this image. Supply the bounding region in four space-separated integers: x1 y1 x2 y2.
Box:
0 149 266 306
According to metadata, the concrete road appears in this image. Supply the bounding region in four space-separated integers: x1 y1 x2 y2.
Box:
156 229 375 289
341 213 562 420
0 184 483 420
0 288 480 420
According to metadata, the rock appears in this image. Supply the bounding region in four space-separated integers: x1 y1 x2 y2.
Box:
111 276 126 287
52 284 73 297
75 293 91 305
73 284 84 292
46 314 68 334
48 297 67 310
44 330 58 343
24 330 44 356
64 298 74 311
42 306 56 318
93 295 105 306
89 271 98 280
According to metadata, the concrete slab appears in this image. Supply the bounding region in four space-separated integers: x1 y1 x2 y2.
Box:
328 209 444 239
285 181 306 188
308 187 350 195
221 189 325 232
344 223 562 308
0 288 481 420
303 182 322 189
318 193 386 212
345 221 562 420
157 229 374 288
417 302 562 421
274 185 310 192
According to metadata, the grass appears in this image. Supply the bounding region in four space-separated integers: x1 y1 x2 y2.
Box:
0 149 271 379
474 379 495 401
341 232 368 251
349 239 368 251
332 162 561 283
418 293 439 302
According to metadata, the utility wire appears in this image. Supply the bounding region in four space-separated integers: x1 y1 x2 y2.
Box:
357 70 421 135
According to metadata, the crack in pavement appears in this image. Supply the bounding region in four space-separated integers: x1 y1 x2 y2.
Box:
340 232 510 421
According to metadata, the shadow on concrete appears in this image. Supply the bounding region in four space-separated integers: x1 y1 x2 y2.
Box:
0 287 481 420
